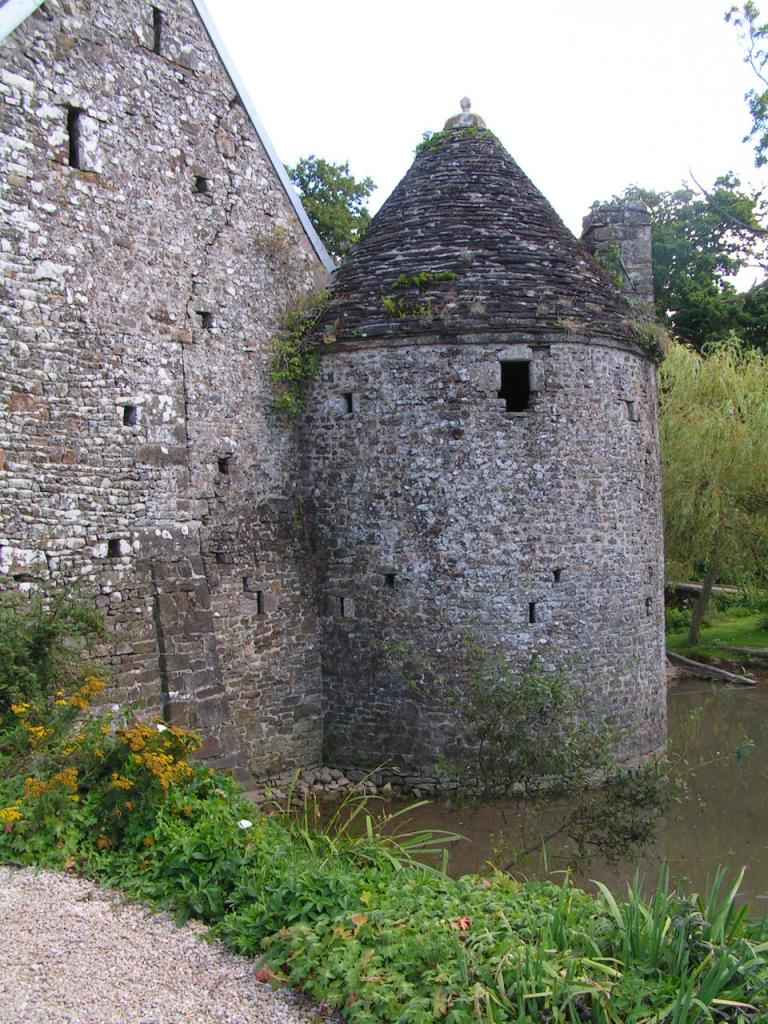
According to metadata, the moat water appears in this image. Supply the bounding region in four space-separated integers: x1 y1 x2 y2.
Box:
382 677 768 908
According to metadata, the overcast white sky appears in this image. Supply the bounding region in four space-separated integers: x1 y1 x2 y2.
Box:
205 0 764 243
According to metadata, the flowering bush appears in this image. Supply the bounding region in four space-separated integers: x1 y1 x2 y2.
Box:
0 590 208 868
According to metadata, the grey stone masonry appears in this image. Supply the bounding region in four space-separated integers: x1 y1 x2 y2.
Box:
304 114 667 775
0 0 327 779
582 201 654 319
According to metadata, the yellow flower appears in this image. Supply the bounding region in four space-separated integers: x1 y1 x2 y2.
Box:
110 772 134 790
0 806 21 822
24 724 50 746
24 777 45 798
51 768 78 791
70 794 80 802
10 702 30 714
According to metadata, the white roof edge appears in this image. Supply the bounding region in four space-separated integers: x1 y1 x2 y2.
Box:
192 0 335 273
0 0 44 43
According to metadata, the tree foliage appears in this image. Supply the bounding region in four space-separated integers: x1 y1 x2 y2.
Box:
660 337 768 641
726 2 768 166
287 155 375 263
619 179 768 350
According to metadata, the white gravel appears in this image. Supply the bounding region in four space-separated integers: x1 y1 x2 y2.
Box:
0 866 326 1024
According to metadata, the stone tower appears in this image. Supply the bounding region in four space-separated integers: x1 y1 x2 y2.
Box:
304 104 666 775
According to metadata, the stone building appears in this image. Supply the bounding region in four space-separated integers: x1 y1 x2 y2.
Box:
1 2 666 784
304 106 666 772
0 0 332 780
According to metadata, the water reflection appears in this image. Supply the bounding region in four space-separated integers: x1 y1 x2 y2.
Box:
387 678 768 905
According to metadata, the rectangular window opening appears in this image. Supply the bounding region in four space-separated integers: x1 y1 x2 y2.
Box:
499 361 530 412
193 175 209 195
152 6 163 54
215 552 228 564
123 404 138 426
553 568 562 583
198 311 214 330
107 539 121 558
645 597 652 617
342 392 354 414
528 601 537 624
217 457 230 475
66 106 83 169
256 590 265 615
625 399 639 422
384 573 395 589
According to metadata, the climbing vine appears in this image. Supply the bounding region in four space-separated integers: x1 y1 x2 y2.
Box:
268 290 329 418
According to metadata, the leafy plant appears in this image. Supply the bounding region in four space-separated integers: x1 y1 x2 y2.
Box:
268 289 329 418
414 126 493 155
0 588 105 718
381 294 433 320
392 270 459 290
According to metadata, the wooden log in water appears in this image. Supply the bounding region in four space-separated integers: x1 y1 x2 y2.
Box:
666 650 757 686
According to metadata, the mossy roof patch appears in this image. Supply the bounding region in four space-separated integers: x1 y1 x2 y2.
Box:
318 126 644 351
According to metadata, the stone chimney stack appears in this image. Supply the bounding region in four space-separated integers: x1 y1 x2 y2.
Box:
582 200 654 319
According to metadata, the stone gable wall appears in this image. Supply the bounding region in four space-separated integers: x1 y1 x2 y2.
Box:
304 337 666 772
0 0 326 778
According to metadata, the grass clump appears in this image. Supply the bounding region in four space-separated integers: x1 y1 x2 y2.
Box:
3 592 768 1022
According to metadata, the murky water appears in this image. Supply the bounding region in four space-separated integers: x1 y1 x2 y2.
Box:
383 678 768 907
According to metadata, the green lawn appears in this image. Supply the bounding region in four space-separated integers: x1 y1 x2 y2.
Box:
667 610 768 658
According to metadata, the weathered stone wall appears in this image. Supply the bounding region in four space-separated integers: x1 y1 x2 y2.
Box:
304 335 666 773
0 0 327 778
582 201 654 318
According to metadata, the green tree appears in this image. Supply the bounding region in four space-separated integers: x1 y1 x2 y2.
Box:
726 2 768 166
287 155 375 263
619 179 768 350
660 337 768 644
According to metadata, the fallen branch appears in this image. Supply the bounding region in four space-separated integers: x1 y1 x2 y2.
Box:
666 650 757 686
723 646 768 662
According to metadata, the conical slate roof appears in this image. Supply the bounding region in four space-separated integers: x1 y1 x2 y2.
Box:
319 110 646 349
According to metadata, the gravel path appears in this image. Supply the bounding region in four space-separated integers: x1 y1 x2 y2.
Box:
0 866 325 1024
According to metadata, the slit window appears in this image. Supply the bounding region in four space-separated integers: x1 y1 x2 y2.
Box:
384 573 395 589
528 601 537 624
67 106 84 169
342 392 354 414
645 597 652 617
553 568 562 583
123 404 138 426
152 6 163 54
498 361 531 412
217 457 230 475
256 590 265 615
107 539 121 558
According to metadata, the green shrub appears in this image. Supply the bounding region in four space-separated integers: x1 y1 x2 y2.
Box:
0 588 105 717
665 604 692 633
